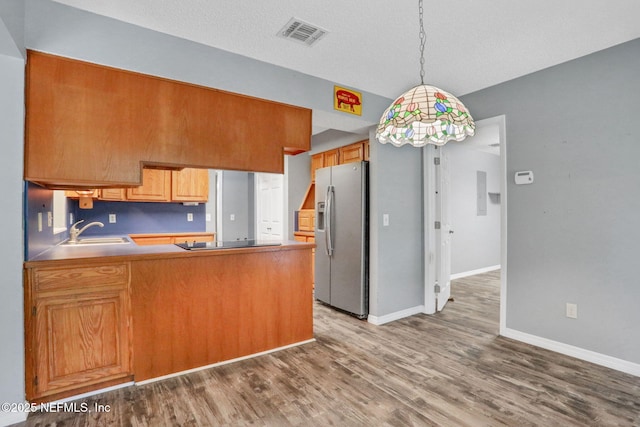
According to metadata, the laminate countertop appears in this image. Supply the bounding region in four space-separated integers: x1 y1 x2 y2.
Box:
25 237 315 267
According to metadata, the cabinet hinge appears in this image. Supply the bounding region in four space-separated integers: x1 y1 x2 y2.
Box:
434 221 441 230
434 157 440 165
32 306 36 316
33 376 38 386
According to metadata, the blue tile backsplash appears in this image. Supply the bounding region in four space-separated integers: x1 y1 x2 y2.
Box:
25 182 207 259
72 200 206 236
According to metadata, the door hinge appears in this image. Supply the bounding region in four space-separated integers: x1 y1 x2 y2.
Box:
434 157 440 165
434 221 441 229
32 306 36 316
434 283 441 294
33 376 38 386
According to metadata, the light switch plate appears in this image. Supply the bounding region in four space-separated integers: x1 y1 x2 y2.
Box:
230 214 235 221
38 212 43 232
383 214 389 226
205 213 212 222
109 214 117 223
187 213 193 222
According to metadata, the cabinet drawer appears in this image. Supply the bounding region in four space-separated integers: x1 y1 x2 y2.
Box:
33 264 129 293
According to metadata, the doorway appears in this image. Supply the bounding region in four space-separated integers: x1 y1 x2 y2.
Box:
424 115 507 331
255 173 285 240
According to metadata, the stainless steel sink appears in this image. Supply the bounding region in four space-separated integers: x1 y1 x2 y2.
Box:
62 237 131 246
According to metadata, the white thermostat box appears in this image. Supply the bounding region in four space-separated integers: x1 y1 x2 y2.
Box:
514 171 534 185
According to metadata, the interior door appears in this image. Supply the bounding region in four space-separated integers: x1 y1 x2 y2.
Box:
435 146 452 311
256 173 284 240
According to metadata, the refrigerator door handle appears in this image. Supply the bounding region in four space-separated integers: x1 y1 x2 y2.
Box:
326 185 334 256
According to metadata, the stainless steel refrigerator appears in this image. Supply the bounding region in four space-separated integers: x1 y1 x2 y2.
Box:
315 161 368 318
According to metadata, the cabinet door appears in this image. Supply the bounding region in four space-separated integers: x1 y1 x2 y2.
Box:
32 288 131 399
171 168 209 202
311 154 324 182
339 142 364 164
323 149 340 167
99 188 126 201
126 169 171 202
298 209 315 232
64 190 98 199
131 236 173 245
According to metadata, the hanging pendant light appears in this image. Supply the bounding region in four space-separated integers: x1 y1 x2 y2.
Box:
376 0 475 147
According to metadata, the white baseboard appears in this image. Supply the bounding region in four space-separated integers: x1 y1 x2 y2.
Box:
0 410 28 426
451 265 501 280
368 305 425 325
502 328 640 377
136 338 316 386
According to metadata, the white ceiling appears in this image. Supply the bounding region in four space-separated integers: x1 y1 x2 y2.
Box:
52 0 640 136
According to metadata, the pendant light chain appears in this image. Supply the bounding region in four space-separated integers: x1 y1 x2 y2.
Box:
375 0 476 146
418 0 426 85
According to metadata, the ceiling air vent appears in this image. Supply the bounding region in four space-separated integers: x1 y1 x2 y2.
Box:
277 18 327 46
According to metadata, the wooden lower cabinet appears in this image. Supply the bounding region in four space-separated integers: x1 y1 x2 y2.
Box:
24 245 313 401
298 209 315 232
25 262 133 403
131 247 313 381
294 233 315 286
129 233 215 246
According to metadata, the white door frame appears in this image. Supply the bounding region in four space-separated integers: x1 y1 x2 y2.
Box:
423 115 508 328
423 145 437 314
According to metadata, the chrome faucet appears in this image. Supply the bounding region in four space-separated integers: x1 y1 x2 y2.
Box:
69 220 104 243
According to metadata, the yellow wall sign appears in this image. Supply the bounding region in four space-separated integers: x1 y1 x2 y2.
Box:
334 86 362 116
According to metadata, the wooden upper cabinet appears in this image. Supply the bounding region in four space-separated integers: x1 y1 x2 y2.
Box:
24 51 311 189
171 168 209 202
311 154 324 182
339 141 366 164
126 169 171 202
100 188 127 201
323 149 340 167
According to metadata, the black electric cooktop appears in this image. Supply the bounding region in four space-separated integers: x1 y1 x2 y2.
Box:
175 240 282 251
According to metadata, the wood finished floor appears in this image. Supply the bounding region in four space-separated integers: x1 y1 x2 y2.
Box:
16 271 640 426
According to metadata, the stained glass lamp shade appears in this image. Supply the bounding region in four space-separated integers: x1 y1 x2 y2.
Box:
376 84 476 147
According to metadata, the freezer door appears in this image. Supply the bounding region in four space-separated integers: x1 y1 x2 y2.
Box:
329 162 368 317
314 166 331 304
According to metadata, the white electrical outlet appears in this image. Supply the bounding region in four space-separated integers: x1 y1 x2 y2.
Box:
383 214 389 227
566 303 578 319
47 211 53 227
187 213 194 222
109 214 117 224
230 214 235 221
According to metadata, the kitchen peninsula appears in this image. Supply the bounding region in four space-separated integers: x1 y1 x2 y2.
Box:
23 50 315 404
24 240 314 402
